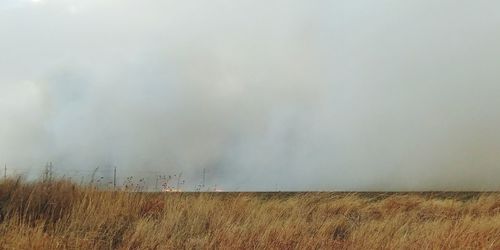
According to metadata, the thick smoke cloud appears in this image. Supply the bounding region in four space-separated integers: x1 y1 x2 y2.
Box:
1 1 500 190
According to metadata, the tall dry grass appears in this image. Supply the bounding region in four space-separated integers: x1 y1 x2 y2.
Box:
0 179 499 249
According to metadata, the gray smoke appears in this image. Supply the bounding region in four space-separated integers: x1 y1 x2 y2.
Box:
1 0 500 191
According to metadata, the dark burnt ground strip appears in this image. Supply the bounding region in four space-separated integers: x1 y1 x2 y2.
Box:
142 191 497 202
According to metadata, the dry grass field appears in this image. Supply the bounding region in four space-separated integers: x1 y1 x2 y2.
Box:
0 179 499 249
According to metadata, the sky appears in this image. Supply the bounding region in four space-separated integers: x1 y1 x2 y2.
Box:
1 0 500 191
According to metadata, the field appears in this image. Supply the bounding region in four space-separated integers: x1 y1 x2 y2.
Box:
0 179 499 249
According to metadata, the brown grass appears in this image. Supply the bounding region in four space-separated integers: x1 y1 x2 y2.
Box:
0 179 499 249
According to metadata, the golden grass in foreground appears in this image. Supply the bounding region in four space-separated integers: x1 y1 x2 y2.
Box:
0 179 499 249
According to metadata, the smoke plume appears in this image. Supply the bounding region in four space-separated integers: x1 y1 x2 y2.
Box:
1 0 500 190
